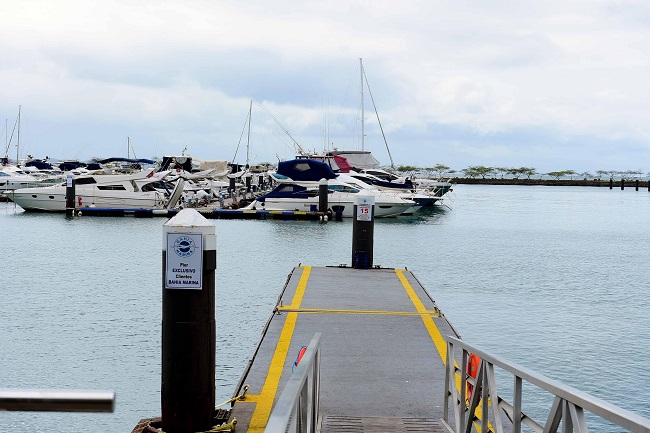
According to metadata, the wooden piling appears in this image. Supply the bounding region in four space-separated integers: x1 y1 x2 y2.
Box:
162 209 216 433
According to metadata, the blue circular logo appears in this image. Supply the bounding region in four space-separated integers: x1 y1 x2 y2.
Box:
173 236 196 257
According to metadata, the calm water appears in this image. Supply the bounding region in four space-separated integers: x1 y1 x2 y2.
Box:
1 185 649 432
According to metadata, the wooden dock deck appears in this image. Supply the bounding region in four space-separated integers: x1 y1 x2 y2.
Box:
228 265 460 433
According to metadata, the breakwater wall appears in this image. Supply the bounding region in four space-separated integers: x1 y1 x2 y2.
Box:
450 178 650 188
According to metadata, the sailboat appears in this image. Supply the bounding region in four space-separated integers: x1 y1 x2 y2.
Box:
303 59 453 204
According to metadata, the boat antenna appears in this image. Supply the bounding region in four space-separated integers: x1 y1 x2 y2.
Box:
363 67 395 170
360 58 365 151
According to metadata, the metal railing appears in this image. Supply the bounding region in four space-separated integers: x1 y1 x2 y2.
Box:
443 337 650 433
0 389 115 412
264 333 321 433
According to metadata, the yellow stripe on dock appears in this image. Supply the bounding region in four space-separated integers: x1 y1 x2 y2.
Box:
247 266 311 433
396 269 493 432
395 269 448 364
276 306 442 317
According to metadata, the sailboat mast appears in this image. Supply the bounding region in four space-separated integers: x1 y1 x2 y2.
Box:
360 58 365 151
128 137 130 159
246 100 252 168
16 105 21 165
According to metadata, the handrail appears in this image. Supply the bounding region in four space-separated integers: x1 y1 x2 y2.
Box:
0 389 115 412
264 333 321 433
443 337 650 433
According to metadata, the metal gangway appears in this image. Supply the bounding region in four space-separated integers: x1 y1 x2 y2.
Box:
264 334 650 433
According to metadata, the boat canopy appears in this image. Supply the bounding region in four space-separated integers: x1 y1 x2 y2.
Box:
25 159 54 170
97 157 156 164
159 156 193 172
326 150 380 170
277 159 337 181
258 184 312 201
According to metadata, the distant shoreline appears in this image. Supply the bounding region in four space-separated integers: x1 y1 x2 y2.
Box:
448 178 650 188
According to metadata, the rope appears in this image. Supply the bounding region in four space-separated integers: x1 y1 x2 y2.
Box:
277 306 442 317
145 418 237 433
215 384 249 409
143 385 248 433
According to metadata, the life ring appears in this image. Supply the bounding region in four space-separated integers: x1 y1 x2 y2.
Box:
467 353 480 399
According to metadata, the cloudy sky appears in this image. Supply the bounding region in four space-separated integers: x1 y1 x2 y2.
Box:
2 0 650 174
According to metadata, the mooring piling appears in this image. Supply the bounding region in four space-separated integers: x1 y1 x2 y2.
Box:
65 175 76 216
351 196 375 269
161 209 216 433
318 178 328 213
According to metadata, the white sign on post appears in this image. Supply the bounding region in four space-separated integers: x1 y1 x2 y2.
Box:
165 233 203 289
356 196 374 221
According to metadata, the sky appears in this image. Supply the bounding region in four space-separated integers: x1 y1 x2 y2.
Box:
2 0 650 174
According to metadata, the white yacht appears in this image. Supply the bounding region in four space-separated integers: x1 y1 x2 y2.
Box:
10 170 173 212
241 159 416 218
0 166 44 192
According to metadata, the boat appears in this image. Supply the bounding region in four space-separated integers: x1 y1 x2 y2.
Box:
10 169 174 212
297 151 447 208
241 159 417 218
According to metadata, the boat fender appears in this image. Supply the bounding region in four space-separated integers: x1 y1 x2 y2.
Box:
291 346 308 373
467 353 480 400
78 196 83 207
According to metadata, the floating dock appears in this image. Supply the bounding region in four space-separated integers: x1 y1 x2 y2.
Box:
228 265 458 433
131 208 650 433
78 207 328 220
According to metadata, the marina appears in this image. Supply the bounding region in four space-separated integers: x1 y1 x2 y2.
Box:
1 153 454 218
1 185 650 433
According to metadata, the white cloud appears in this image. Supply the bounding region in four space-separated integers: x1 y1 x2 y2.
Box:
1 0 650 171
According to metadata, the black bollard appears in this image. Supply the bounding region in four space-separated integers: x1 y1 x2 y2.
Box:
621 179 625 190
318 178 328 213
162 210 216 433
609 178 613 189
65 175 75 216
351 196 375 269
636 179 639 191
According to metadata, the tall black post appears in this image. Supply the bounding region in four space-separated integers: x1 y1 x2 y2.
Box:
318 179 328 213
351 196 375 269
229 177 236 198
621 179 625 190
245 175 251 193
65 175 75 216
609 178 613 189
162 209 216 433
635 179 639 191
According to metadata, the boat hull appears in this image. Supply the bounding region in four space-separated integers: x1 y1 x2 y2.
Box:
10 189 166 212
247 197 411 218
